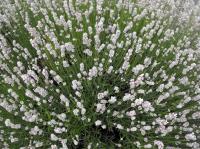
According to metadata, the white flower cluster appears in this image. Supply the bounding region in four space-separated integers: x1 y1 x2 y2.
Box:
0 0 200 148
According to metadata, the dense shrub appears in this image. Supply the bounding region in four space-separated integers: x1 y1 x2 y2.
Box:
0 0 200 148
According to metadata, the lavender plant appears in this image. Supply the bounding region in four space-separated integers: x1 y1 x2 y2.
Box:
0 0 200 148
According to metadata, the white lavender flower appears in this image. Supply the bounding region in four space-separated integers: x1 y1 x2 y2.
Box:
0 0 200 148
